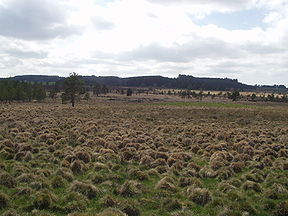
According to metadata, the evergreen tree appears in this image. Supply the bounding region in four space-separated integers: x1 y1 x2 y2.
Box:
127 88 133 96
63 72 84 107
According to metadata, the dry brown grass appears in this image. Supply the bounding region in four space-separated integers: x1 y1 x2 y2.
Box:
0 101 287 215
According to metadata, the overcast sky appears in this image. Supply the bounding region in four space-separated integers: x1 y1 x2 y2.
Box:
0 0 287 85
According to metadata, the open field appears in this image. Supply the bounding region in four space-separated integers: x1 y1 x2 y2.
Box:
0 99 288 216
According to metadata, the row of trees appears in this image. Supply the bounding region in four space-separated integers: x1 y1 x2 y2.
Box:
0 73 110 106
0 80 46 102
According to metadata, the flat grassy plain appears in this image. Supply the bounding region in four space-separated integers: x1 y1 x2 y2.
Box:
0 99 287 216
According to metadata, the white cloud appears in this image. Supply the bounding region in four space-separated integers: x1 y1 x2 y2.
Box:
0 0 83 40
0 0 287 86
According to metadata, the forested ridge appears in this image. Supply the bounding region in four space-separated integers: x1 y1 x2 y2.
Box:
1 74 287 92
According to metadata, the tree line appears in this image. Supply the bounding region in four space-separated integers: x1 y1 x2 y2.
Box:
0 79 46 102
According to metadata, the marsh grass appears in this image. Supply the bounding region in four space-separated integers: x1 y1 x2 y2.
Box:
0 102 287 215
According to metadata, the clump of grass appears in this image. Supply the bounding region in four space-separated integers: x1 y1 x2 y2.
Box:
274 201 288 216
70 181 101 199
217 208 238 216
16 187 32 196
92 174 106 184
218 182 236 193
97 208 127 216
150 158 167 168
116 180 142 197
179 177 202 188
265 183 287 199
56 168 74 182
283 162 288 170
243 172 264 183
33 190 55 209
0 192 9 209
0 172 17 188
187 187 212 206
217 167 234 180
263 199 276 211
51 175 66 188
75 151 91 163
128 169 148 181
1 210 18 216
120 200 141 216
63 192 88 213
242 181 262 192
101 195 118 208
187 162 201 171
139 155 154 166
29 178 50 190
23 151 33 161
155 176 176 191
94 162 108 171
199 167 217 178
70 160 86 175
227 178 242 188
230 161 245 173
16 173 35 183
162 198 182 211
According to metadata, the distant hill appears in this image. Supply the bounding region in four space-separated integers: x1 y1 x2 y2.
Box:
3 74 287 92
11 75 63 83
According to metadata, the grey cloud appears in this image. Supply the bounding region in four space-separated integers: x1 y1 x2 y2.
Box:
4 49 48 59
91 17 115 30
241 43 286 54
0 57 23 68
119 39 243 63
147 13 158 18
0 0 82 40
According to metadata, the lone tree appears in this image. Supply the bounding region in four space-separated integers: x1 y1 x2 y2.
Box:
228 90 240 101
127 88 133 96
63 72 84 107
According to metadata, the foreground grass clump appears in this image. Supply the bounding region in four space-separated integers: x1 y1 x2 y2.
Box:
0 102 287 215
0 192 9 209
70 181 101 199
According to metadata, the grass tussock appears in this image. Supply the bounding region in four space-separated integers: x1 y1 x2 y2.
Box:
0 102 287 216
